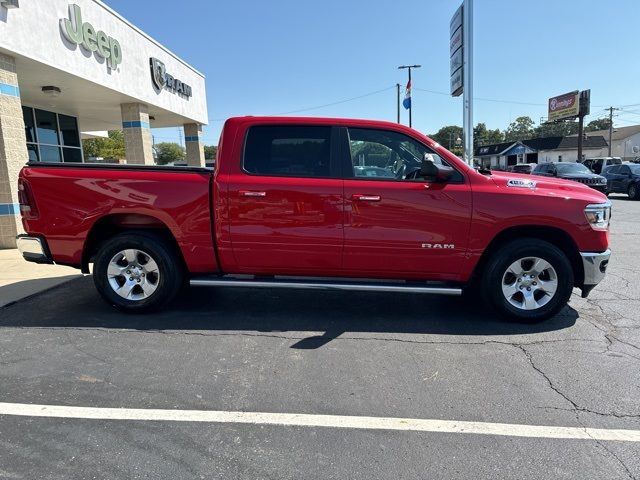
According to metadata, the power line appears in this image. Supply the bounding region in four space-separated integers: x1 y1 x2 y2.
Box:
209 86 397 122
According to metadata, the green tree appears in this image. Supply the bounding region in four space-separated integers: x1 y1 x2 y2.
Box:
504 116 535 142
474 123 503 148
82 130 125 160
534 120 579 138
155 142 185 165
585 118 612 132
204 145 218 160
430 125 463 155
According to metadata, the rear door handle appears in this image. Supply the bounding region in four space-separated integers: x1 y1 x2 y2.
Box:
351 194 381 202
240 190 267 197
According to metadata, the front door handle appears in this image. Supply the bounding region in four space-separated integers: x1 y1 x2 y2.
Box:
240 190 267 197
351 194 381 202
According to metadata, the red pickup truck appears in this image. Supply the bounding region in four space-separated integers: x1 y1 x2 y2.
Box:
16 116 611 322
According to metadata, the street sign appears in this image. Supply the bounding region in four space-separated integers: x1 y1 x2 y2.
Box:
450 4 463 97
450 48 462 76
579 89 591 116
548 91 580 121
450 69 463 96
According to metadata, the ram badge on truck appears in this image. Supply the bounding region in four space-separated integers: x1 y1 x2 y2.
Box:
16 117 611 322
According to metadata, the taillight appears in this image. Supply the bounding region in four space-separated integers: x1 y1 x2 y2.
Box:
18 179 38 218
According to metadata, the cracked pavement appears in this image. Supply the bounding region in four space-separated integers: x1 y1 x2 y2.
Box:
0 197 639 479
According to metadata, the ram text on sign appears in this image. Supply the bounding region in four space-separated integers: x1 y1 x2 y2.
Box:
150 58 193 98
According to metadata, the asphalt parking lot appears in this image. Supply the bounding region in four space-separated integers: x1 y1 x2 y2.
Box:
0 196 639 480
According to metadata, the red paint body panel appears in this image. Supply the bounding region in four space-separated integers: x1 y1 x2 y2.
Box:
19 116 610 285
19 166 218 273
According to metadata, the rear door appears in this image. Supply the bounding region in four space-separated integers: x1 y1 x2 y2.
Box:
340 126 472 280
225 124 344 275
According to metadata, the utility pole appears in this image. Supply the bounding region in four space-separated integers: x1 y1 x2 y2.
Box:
607 106 619 156
398 64 421 128
396 83 400 124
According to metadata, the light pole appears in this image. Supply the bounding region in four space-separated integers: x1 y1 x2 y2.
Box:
398 64 421 127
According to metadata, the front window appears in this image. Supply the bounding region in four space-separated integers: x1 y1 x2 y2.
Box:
346 127 461 181
627 165 640 175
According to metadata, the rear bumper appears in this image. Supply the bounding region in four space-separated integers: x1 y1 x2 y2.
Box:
16 235 53 264
580 249 611 297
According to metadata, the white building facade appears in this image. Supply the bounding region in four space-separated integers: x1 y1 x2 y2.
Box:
0 0 208 247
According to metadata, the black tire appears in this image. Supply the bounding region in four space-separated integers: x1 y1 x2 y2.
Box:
481 238 574 323
93 231 183 313
629 183 639 200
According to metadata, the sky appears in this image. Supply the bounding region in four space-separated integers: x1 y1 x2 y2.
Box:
104 0 640 146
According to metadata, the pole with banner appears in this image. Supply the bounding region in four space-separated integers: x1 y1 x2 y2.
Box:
462 0 473 165
398 65 421 128
450 1 472 164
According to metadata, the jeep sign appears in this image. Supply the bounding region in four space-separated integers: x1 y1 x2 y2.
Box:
61 4 122 69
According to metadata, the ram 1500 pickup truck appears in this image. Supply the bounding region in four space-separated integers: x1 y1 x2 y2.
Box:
16 117 611 322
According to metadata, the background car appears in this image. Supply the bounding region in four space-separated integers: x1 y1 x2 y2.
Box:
601 163 640 199
581 157 622 174
532 162 608 192
507 163 536 174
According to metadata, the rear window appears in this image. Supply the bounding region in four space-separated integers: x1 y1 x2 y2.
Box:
243 125 333 178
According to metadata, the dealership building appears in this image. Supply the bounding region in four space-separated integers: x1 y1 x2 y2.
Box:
0 0 208 248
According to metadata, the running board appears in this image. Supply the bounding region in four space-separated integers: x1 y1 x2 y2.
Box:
189 276 462 296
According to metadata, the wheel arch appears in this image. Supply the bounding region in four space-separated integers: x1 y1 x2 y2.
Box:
473 225 584 287
81 213 186 274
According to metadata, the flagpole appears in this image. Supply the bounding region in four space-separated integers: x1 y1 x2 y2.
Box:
398 65 421 128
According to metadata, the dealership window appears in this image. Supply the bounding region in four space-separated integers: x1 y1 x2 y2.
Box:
22 107 83 163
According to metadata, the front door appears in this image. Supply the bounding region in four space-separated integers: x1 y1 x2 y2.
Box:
341 127 472 281
226 125 344 275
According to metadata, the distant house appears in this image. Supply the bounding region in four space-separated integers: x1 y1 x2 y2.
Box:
475 135 608 169
569 124 640 162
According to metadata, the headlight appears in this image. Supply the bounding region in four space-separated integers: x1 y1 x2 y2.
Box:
584 201 611 231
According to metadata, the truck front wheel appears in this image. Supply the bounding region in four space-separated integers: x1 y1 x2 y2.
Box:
481 239 574 323
93 231 183 313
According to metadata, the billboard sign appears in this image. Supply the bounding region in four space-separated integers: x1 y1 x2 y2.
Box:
450 4 463 97
548 91 580 121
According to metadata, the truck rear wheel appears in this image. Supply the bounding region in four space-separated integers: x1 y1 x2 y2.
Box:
93 231 183 313
481 239 574 323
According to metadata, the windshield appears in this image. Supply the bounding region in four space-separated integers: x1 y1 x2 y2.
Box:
629 165 640 174
555 163 591 174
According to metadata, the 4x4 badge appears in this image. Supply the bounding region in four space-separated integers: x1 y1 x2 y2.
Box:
507 179 537 189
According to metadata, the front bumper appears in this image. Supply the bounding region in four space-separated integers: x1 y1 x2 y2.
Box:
580 249 611 297
16 235 53 264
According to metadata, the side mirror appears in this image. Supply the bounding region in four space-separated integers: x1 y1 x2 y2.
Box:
420 159 454 182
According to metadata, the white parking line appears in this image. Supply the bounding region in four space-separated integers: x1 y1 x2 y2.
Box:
0 402 638 442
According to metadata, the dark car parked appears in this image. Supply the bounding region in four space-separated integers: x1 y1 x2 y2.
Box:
602 164 640 199
532 162 608 193
507 163 536 174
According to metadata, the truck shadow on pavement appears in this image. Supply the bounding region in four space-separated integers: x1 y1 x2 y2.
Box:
0 277 578 349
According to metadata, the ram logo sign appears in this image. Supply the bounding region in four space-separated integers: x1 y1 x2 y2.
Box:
150 57 193 98
422 243 455 249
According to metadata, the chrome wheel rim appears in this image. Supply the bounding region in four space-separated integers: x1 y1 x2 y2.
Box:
107 249 160 301
501 257 558 311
